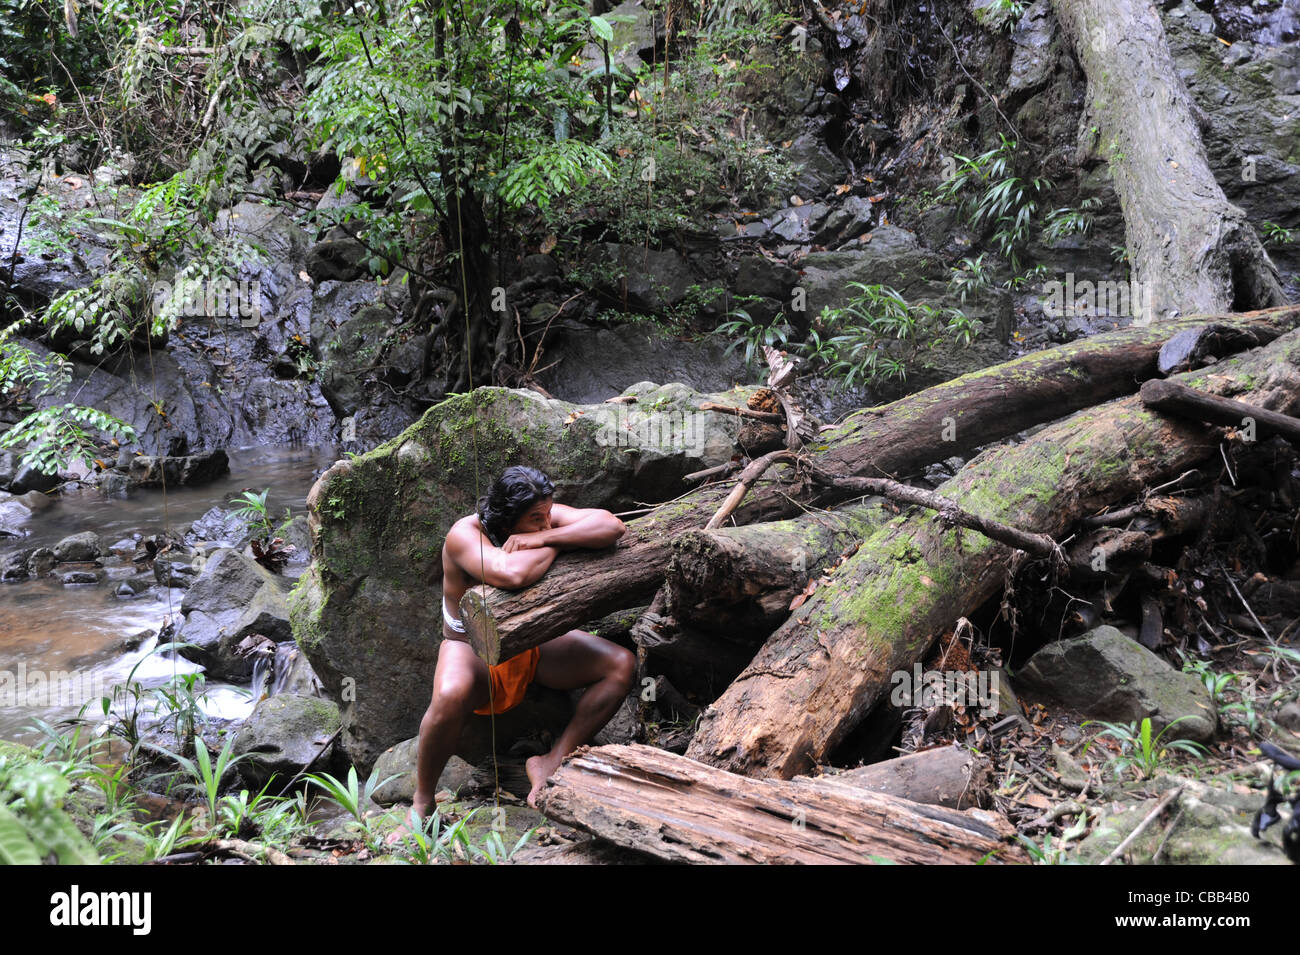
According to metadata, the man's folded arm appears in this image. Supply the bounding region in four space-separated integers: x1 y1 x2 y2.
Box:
541 504 626 550
449 530 559 590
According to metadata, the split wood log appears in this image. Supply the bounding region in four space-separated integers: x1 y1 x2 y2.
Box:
459 309 1300 663
1051 0 1285 316
685 327 1300 779
533 743 1025 865
1140 378 1300 446
822 746 993 811
666 501 887 632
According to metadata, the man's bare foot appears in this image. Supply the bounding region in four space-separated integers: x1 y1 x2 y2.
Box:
386 799 433 845
525 752 564 808
384 805 429 847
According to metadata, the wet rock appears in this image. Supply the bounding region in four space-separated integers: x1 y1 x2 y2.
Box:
107 537 139 558
290 385 754 769
1073 774 1290 864
178 547 292 680
766 202 832 243
61 570 100 585
371 739 474 805
537 323 749 404
184 506 251 548
120 629 155 652
52 531 103 562
26 547 55 577
128 449 230 488
580 243 697 312
734 256 798 299
231 694 343 791
812 196 878 247
214 201 308 265
0 491 33 534
10 463 60 494
154 556 200 589
781 129 848 198
1007 0 1058 92
305 233 368 283
796 225 943 308
1 548 33 581
269 641 323 697
273 515 313 567
1016 626 1216 742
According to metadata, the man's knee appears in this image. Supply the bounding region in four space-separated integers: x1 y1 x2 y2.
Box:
430 673 477 717
607 645 636 691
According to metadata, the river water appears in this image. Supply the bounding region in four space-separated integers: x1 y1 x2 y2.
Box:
0 444 337 745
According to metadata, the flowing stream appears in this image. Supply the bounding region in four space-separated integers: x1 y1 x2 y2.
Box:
0 444 336 745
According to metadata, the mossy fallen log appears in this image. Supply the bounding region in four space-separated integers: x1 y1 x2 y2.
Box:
685 327 1300 779
459 308 1300 663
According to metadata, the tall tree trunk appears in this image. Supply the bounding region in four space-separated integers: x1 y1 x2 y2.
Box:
1051 0 1285 317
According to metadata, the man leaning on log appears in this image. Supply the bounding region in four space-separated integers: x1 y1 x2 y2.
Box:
396 465 633 829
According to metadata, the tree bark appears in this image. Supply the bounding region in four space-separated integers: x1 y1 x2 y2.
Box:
1140 379 1300 446
534 743 1026 864
665 502 887 632
685 328 1300 779
461 308 1300 663
828 746 993 811
1051 0 1285 317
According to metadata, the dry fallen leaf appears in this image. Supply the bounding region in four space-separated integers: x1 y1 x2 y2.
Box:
539 234 557 254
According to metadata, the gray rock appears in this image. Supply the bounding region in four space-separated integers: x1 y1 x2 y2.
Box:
26 547 55 577
581 243 697 312
269 641 323 697
538 324 749 404
1 548 33 581
305 234 368 283
128 449 230 488
1275 701 1300 731
1016 626 1216 742
0 491 32 532
797 225 942 310
782 131 848 198
1008 0 1058 92
1074 774 1290 864
371 738 475 805
290 384 754 769
10 463 59 494
812 196 877 247
734 256 797 299
231 694 343 791
766 202 831 243
61 570 100 585
184 506 251 548
182 547 286 616
154 556 200 589
52 531 103 563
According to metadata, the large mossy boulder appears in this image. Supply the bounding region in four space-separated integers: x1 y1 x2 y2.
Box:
231 694 343 791
289 383 756 770
1016 626 1216 742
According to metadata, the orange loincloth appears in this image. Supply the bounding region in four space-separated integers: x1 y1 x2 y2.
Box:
474 646 541 715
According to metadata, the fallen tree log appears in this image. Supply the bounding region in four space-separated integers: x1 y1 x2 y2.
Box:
534 743 1025 864
1140 379 1300 446
459 308 1300 663
825 745 993 811
665 501 887 632
1051 0 1285 316
685 328 1300 779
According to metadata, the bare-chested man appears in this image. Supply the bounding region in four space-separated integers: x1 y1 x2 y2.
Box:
406 465 634 820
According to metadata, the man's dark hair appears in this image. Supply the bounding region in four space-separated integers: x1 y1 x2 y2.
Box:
477 466 554 546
